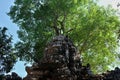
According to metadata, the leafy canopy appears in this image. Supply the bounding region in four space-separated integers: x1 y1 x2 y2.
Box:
8 0 120 73
0 27 16 74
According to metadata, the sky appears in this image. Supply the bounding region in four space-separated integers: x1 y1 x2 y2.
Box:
0 0 27 78
99 0 118 8
0 0 120 78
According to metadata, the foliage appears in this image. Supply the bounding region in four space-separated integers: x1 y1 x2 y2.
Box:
8 0 120 73
0 27 16 74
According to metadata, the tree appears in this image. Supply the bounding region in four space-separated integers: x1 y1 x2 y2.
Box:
8 0 120 73
0 27 16 74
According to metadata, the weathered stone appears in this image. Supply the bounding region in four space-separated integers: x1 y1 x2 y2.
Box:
2 72 22 80
24 35 120 80
24 35 81 80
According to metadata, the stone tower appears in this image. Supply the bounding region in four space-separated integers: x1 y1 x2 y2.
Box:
24 35 120 80
24 35 82 80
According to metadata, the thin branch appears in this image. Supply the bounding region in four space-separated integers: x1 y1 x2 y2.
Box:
53 12 60 35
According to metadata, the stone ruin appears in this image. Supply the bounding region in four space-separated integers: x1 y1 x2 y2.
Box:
1 72 22 80
23 35 120 80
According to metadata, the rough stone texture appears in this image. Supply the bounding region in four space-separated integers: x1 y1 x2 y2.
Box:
102 67 120 80
24 35 82 80
1 72 22 80
23 35 120 80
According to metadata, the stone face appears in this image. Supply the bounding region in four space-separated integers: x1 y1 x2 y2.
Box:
24 35 82 80
24 35 120 80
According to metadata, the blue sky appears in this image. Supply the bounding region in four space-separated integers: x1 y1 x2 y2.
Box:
0 0 120 78
0 0 19 42
0 0 27 78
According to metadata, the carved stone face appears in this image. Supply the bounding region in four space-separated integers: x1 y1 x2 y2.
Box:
43 35 80 65
24 35 83 80
45 35 66 54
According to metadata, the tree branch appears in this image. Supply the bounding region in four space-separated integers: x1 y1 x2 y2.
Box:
53 12 60 35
